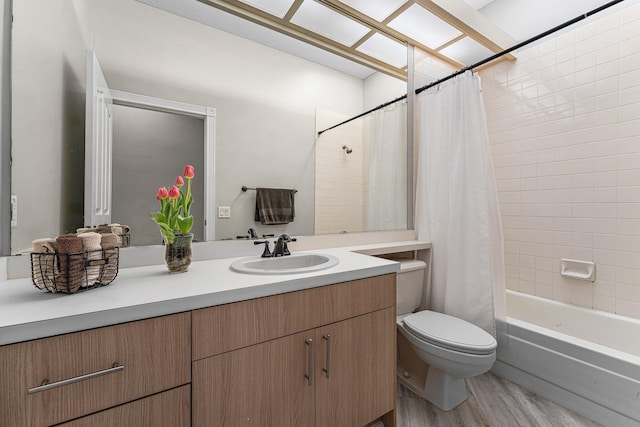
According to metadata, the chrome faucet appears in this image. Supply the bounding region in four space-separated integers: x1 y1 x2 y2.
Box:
272 234 297 257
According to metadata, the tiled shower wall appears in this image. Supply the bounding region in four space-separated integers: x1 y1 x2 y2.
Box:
479 4 640 319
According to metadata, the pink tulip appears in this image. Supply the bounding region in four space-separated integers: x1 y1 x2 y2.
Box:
175 176 184 187
168 185 180 200
183 165 195 179
156 187 169 201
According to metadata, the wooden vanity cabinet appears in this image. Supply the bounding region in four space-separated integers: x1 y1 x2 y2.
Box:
57 385 191 427
192 274 397 427
0 313 191 427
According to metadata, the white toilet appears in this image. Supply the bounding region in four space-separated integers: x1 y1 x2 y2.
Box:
395 259 497 411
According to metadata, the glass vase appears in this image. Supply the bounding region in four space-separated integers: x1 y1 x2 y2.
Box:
164 233 193 273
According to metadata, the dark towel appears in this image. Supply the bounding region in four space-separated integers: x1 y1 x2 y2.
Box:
254 188 295 225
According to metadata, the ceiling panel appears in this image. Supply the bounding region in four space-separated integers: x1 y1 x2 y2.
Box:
290 0 371 46
439 36 495 65
388 4 462 49
356 33 407 68
237 0 295 18
338 0 408 22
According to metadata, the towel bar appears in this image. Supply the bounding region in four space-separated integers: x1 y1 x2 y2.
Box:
242 186 297 193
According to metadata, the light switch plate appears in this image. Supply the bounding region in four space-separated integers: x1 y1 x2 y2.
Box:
218 206 231 218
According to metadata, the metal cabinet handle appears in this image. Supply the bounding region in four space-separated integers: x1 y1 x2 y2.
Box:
27 363 124 394
304 339 313 386
322 334 331 379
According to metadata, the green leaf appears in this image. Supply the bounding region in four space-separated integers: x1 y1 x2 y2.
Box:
177 215 193 236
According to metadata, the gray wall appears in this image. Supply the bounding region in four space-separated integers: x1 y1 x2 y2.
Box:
0 0 11 255
111 105 204 246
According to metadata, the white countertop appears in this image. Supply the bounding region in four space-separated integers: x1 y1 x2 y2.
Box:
0 248 401 346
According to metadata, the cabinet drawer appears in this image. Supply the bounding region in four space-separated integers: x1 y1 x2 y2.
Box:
317 274 396 326
0 312 191 427
58 385 190 427
193 287 320 360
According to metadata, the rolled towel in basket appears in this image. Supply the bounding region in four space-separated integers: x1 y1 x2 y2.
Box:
109 223 130 247
100 233 119 283
78 232 102 287
31 238 58 292
55 234 84 293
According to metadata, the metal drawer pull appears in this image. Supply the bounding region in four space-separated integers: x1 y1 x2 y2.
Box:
304 339 313 386
322 334 331 379
27 363 124 394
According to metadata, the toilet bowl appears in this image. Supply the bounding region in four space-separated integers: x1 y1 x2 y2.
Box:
396 259 497 411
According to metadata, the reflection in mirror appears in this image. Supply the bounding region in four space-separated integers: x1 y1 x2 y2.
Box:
11 0 408 254
315 102 407 235
112 105 205 246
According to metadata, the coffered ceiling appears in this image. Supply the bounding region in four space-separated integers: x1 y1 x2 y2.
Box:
196 0 518 79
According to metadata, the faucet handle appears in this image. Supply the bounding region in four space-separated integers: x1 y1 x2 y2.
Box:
253 240 272 257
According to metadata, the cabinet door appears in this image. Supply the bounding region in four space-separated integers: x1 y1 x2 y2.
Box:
192 331 315 427
57 385 190 427
0 313 191 427
315 308 396 427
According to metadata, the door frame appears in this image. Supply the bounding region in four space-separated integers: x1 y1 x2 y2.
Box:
110 89 216 241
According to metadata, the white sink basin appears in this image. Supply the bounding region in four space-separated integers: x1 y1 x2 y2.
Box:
230 253 339 275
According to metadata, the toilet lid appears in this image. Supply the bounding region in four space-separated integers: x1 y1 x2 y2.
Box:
403 311 497 355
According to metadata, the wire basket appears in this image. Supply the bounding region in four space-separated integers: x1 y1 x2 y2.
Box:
30 248 119 294
118 232 130 248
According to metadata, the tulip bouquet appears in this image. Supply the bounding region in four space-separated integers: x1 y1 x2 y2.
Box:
151 165 195 245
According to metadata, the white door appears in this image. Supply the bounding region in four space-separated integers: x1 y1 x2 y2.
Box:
84 51 113 227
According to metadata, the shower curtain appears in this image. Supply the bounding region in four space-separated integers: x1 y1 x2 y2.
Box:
366 101 407 231
415 72 505 336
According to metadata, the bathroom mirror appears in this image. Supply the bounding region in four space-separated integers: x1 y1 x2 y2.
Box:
9 0 409 253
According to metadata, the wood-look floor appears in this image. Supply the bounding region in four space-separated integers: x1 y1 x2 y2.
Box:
396 372 602 427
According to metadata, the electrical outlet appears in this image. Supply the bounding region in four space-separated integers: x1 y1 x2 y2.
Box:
218 206 231 218
10 195 17 227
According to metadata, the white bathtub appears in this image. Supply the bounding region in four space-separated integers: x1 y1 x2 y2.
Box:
493 290 640 427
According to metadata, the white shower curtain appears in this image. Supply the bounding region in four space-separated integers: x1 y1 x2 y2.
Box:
366 102 407 231
415 72 505 336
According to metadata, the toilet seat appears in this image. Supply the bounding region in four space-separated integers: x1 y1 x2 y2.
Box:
403 311 496 355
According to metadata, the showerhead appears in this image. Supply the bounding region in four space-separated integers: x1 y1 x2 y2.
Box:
342 145 353 154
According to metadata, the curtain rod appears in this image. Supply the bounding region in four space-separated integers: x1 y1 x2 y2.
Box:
317 0 625 136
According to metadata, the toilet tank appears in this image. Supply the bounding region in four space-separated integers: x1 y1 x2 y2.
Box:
396 259 427 316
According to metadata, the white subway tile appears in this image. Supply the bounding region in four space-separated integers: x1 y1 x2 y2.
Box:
593 218 617 234
553 287 572 303
594 202 617 218
616 283 640 302
619 68 640 90
572 202 594 218
593 295 615 313
593 248 617 265
620 119 640 139
596 266 616 284
519 280 536 295
594 171 618 187
617 203 640 219
571 290 593 309
572 232 593 248
596 76 619 97
594 233 618 251
620 37 640 57
573 173 594 188
594 187 617 203
620 103 640 122
572 188 594 203
618 153 640 170
572 217 593 233
615 300 640 320
594 156 618 173
536 255 553 271
618 219 640 235
520 242 537 255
